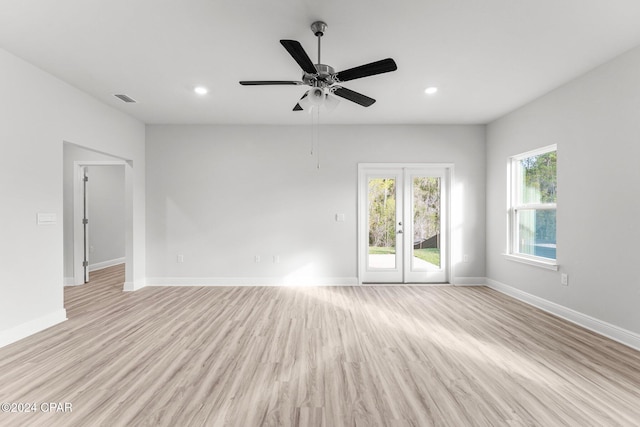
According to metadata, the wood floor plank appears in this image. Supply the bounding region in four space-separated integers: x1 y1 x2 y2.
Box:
0 264 639 426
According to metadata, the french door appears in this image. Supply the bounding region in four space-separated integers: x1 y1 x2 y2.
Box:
358 165 449 283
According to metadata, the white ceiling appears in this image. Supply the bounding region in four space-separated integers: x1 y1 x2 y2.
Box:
2 0 640 125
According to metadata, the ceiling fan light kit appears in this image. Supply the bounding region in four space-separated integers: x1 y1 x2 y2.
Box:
309 87 324 104
240 21 397 112
297 87 340 113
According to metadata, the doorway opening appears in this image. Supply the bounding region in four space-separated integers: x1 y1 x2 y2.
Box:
358 164 452 284
72 161 127 285
78 164 126 283
63 142 134 290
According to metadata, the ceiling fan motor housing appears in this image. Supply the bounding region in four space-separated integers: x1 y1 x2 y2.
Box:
303 64 336 87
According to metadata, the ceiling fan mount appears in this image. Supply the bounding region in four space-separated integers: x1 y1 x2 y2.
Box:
310 21 327 37
239 20 397 111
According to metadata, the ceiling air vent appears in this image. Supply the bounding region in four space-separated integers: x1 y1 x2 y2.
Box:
114 94 137 103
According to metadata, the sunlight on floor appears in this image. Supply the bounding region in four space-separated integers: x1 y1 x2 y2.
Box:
282 262 346 286
296 286 562 387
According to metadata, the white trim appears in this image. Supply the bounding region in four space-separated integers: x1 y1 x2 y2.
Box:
358 162 456 170
0 309 67 349
63 277 76 286
515 204 556 210
89 257 125 272
362 283 452 287
452 277 487 286
123 281 145 292
145 277 359 287
510 144 558 160
503 253 558 270
486 278 640 352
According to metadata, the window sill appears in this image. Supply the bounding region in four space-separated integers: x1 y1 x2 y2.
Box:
502 254 558 271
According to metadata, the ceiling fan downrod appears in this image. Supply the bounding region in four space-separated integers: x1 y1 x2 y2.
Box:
310 21 327 65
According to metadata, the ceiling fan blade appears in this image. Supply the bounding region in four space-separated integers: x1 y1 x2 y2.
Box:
293 92 308 111
280 40 317 74
332 87 376 107
335 58 397 82
239 80 302 85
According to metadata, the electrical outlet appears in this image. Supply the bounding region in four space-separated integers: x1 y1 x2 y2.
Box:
255 255 261 263
273 255 280 264
177 254 184 263
463 254 469 263
561 273 568 286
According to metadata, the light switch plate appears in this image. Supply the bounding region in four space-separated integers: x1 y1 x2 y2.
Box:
37 213 57 225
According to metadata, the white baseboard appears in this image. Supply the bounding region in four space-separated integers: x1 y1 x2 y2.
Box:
89 257 125 272
123 280 145 292
486 278 640 352
452 276 486 286
0 309 67 349
144 277 482 287
145 276 359 287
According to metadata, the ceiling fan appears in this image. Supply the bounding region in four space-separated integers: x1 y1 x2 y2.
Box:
239 21 397 111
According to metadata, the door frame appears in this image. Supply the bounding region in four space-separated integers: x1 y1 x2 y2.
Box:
82 166 89 283
357 163 454 285
72 160 129 286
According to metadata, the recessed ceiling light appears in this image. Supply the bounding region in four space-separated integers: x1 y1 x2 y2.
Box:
194 86 208 95
425 87 438 95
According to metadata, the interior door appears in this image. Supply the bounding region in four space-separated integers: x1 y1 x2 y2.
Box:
359 165 448 284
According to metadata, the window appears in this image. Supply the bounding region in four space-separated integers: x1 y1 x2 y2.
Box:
508 145 557 266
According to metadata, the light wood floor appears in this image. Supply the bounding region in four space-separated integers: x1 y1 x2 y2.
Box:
1 265 639 426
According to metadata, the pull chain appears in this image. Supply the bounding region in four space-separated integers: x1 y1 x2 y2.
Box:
310 109 314 155
309 106 321 169
316 108 321 169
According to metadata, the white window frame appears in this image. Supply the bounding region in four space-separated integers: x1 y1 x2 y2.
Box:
505 144 558 270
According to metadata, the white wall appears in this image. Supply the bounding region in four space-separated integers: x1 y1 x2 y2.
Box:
0 48 145 347
486 46 640 340
88 165 126 269
145 125 485 284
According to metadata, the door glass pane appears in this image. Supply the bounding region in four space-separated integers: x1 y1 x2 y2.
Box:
368 178 396 269
412 177 440 268
518 209 557 259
